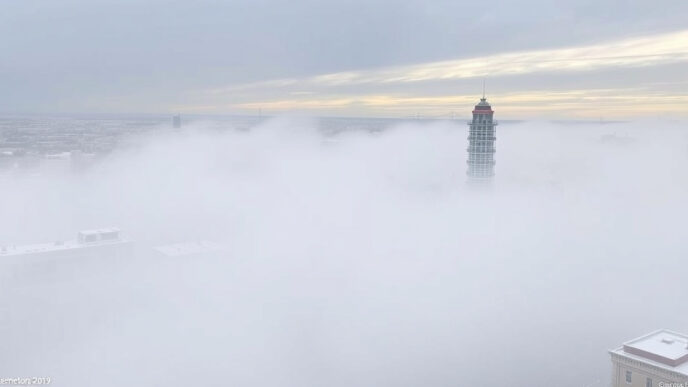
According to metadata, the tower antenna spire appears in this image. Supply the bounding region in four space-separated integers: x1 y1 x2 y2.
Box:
482 79 486 99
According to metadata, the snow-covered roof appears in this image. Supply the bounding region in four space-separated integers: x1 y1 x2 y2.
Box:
0 238 130 257
1 240 82 257
154 241 227 257
1 228 129 258
610 330 688 375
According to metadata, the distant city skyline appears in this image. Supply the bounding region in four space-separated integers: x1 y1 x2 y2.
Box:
2 0 687 118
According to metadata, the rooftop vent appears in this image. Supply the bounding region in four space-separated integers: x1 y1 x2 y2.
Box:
662 338 675 344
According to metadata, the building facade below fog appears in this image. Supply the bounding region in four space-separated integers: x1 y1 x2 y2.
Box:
610 330 688 387
466 95 497 181
0 228 132 283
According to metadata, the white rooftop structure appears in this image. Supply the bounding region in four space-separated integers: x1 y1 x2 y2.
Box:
610 329 688 377
1 228 129 258
154 241 227 257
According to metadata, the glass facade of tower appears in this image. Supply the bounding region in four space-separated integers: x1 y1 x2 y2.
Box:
467 97 497 179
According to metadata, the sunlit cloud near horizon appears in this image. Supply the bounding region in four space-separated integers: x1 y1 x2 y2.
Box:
186 29 688 118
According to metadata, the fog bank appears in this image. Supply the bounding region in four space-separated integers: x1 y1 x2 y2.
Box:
1 118 687 387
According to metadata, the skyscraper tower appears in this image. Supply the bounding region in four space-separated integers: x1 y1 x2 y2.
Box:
466 92 497 180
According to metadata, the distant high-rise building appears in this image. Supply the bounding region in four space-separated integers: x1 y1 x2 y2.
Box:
610 329 688 387
172 114 181 128
466 95 497 181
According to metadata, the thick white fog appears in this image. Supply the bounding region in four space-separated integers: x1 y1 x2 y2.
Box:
2 118 688 386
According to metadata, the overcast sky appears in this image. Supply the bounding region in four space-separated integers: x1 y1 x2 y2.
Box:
1 0 687 118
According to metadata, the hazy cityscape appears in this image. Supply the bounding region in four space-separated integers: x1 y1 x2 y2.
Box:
2 1 688 386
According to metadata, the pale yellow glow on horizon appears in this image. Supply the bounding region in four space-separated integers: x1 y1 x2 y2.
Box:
188 29 688 118
229 89 688 118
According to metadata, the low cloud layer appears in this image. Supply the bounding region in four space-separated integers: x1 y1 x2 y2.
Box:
2 118 688 386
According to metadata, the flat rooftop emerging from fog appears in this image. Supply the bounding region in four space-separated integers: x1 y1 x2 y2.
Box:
1 228 129 258
611 330 688 374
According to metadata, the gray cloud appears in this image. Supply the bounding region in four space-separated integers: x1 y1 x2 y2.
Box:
1 0 687 114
